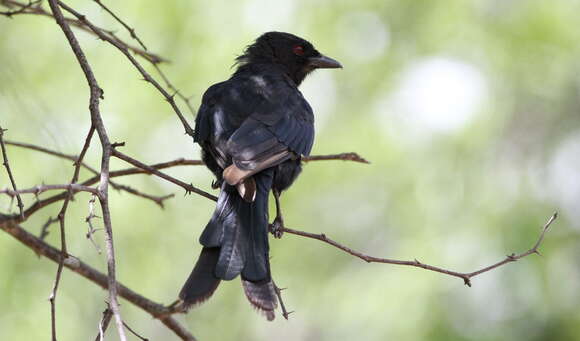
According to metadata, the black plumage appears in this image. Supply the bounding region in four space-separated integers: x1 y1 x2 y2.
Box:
179 31 341 320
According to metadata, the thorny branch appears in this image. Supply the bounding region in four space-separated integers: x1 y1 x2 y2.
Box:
0 126 24 218
0 219 197 341
279 213 558 287
56 0 195 136
4 140 172 205
0 0 560 338
45 0 125 340
49 126 95 341
0 0 166 64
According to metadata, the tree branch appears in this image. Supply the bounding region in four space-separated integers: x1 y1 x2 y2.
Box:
46 1 125 339
303 152 369 164
0 0 167 64
279 212 558 287
0 218 197 341
0 125 24 218
112 149 218 201
56 0 195 137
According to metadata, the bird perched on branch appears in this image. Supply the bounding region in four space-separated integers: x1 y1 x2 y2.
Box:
179 31 341 320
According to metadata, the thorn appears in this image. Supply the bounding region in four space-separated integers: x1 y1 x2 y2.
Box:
111 141 125 148
463 278 472 287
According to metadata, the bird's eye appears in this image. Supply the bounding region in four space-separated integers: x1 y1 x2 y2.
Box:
293 45 305 56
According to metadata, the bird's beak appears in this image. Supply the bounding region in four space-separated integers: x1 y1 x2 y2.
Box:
308 54 342 69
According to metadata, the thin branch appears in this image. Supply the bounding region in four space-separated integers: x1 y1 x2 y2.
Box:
279 212 558 287
112 149 217 201
46 1 125 339
5 139 101 174
0 126 25 218
56 1 195 136
303 152 369 164
39 216 58 241
271 279 293 320
4 140 172 206
85 194 102 253
1 183 98 196
0 219 197 341
0 0 167 64
113 184 174 208
92 0 148 52
49 110 95 341
95 307 113 341
0 0 40 17
123 321 149 341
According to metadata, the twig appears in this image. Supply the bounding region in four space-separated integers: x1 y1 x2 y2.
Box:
280 213 558 287
0 125 24 218
303 152 369 164
112 149 217 201
0 0 39 17
123 321 149 341
5 139 101 175
46 1 126 339
95 306 113 341
113 184 175 208
56 1 195 136
0 219 197 341
4 140 172 206
49 125 95 341
0 0 166 64
1 183 98 196
85 194 102 253
92 0 147 52
3 157 202 223
271 279 293 320
39 216 58 241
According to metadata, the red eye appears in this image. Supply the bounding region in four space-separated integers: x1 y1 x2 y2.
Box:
293 45 304 56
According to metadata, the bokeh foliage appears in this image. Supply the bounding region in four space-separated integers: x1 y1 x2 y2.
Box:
1 0 580 340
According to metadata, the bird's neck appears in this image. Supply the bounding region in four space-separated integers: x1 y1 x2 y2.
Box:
234 62 308 87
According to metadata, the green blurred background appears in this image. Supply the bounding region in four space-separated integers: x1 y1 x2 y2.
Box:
1 0 580 340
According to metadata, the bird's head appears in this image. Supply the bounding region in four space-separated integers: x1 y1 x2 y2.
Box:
236 31 342 85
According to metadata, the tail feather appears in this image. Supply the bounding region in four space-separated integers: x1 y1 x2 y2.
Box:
242 279 278 321
179 247 221 307
180 168 277 319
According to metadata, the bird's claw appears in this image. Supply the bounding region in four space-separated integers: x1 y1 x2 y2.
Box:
211 179 223 189
270 217 284 239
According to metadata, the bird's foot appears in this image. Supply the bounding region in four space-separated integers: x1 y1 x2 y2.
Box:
211 179 223 189
270 217 285 239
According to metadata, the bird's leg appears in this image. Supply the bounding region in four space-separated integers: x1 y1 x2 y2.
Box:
270 189 285 239
211 178 223 189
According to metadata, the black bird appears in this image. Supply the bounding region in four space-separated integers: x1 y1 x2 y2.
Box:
179 32 341 320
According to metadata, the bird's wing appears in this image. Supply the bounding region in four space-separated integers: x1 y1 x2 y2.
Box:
222 79 314 187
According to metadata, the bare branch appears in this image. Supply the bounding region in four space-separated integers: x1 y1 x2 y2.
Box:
92 0 148 52
56 1 195 136
303 152 369 164
0 126 25 218
279 212 558 287
46 1 125 339
123 321 149 341
271 279 293 320
112 149 218 201
0 219 197 341
1 183 98 196
5 138 173 206
0 0 40 17
0 0 167 64
95 307 113 341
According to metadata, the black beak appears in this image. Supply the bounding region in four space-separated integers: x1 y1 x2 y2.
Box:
308 54 342 69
